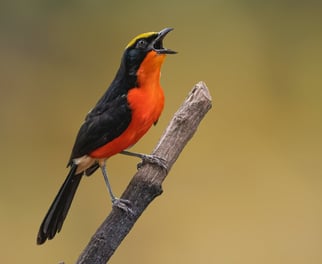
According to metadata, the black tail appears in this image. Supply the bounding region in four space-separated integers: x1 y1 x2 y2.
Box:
37 164 82 245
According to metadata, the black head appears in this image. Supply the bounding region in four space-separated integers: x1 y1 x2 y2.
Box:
122 27 176 76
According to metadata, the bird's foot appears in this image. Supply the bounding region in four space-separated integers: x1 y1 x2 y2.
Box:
137 154 168 172
112 197 134 214
120 150 168 172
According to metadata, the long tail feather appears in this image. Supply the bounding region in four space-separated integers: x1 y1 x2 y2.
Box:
37 164 82 244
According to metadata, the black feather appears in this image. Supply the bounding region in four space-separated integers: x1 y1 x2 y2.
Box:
37 164 82 244
70 94 132 160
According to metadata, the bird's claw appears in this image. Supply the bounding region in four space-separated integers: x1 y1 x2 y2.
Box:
112 198 134 214
137 154 168 172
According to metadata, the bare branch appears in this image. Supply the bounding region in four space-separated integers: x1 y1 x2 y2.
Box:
76 81 212 264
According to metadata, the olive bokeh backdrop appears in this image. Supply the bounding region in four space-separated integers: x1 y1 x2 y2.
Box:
1 1 322 263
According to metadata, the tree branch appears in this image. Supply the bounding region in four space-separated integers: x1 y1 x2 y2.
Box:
76 81 212 264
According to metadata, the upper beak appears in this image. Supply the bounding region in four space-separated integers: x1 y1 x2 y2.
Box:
152 27 177 54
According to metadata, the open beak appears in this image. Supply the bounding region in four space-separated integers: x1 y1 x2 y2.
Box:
152 28 177 54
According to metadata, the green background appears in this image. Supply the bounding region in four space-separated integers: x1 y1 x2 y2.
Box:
1 1 322 263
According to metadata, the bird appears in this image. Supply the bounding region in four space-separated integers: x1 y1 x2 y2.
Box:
37 28 176 245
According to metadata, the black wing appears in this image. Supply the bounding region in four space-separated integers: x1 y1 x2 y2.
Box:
69 94 131 161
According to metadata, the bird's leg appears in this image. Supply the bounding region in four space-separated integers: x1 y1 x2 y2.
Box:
120 150 168 172
99 160 133 213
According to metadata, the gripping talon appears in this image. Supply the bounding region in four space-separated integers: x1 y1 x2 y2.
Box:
120 150 168 172
140 154 168 172
112 198 134 214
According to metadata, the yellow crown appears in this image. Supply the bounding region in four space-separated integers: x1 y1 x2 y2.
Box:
125 32 157 49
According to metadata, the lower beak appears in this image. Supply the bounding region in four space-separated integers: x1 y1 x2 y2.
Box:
152 28 177 54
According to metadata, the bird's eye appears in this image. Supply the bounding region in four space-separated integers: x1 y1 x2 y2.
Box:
136 39 147 49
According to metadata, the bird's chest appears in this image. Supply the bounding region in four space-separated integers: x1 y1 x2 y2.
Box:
127 84 164 131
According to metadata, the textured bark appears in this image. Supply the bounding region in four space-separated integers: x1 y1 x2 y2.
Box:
76 81 212 264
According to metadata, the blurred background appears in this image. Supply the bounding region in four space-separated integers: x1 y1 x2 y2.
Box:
1 1 322 263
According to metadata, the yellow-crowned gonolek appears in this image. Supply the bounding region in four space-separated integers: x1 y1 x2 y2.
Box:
37 28 176 244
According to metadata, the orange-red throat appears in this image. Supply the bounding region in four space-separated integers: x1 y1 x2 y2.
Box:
136 51 166 86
